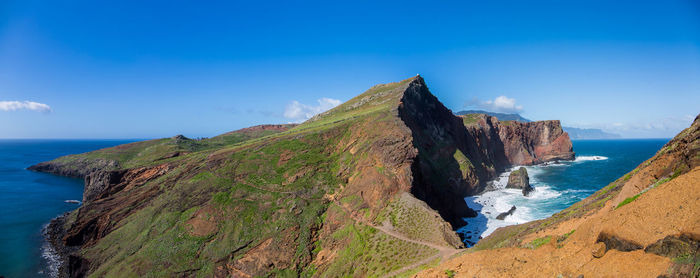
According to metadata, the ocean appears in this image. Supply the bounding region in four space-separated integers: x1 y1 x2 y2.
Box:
458 139 670 246
0 139 134 278
0 139 668 276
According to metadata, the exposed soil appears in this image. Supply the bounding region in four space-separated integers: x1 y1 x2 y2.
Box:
415 167 700 278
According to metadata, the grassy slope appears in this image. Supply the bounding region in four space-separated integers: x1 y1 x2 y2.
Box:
48 76 458 277
49 126 293 171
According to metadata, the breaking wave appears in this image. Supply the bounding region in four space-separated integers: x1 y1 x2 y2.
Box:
41 224 61 278
459 155 610 246
574 155 608 162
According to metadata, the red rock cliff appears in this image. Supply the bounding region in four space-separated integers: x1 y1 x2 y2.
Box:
497 119 575 165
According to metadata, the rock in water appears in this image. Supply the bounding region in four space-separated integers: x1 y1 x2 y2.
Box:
506 167 533 196
496 206 516 220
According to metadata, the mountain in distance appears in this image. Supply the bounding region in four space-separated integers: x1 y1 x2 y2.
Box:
562 126 621 140
455 110 621 139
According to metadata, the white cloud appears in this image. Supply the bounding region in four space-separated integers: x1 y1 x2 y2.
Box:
283 97 341 122
0 101 52 113
481 96 523 114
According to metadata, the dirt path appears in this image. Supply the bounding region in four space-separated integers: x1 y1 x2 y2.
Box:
334 201 460 277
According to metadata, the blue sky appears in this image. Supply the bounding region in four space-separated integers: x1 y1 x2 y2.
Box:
1 0 698 139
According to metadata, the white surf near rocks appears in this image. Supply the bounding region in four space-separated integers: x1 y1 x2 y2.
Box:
459 155 608 247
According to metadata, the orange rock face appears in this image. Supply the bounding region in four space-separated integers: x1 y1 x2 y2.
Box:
497 119 575 165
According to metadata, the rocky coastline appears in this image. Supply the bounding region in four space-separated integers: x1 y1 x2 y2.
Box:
29 76 576 277
44 213 77 278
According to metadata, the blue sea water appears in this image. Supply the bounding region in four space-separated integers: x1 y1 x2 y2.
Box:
0 139 134 278
0 139 669 275
459 139 669 246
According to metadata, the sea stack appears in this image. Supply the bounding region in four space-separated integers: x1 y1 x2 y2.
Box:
506 167 533 196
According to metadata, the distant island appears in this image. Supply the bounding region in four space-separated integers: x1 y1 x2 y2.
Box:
455 110 621 139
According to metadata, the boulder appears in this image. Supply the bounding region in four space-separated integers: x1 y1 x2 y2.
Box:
592 242 606 258
506 167 533 196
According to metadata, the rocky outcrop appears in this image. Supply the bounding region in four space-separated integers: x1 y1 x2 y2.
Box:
65 164 174 247
83 164 172 203
218 227 300 276
398 77 489 226
498 120 574 165
396 77 573 227
28 158 119 179
496 206 517 220
595 232 643 252
462 114 574 166
507 167 533 196
644 234 700 259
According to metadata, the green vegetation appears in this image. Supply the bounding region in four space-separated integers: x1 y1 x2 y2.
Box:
616 194 641 209
78 126 346 277
499 120 516 126
378 194 454 247
563 229 575 237
49 116 351 277
50 126 295 172
526 236 551 249
320 204 437 277
40 76 452 277
460 114 481 125
616 175 675 209
444 269 456 278
556 230 576 248
672 252 700 277
453 149 474 179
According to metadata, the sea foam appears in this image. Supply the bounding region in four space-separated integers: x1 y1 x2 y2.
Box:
41 224 61 278
460 155 609 245
574 155 608 162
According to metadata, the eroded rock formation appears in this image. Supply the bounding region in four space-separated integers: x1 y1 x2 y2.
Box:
507 167 533 196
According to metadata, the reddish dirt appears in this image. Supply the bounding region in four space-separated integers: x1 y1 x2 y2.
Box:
218 226 300 277
415 167 700 278
186 205 218 237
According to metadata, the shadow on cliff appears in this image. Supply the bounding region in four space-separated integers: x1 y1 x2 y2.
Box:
398 77 509 230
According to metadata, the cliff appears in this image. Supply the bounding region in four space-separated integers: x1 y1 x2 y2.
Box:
456 110 622 139
417 114 700 278
497 119 575 165
31 76 574 277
